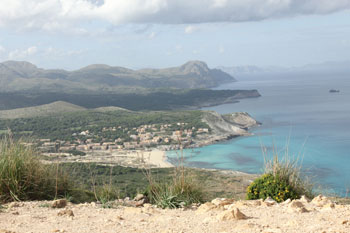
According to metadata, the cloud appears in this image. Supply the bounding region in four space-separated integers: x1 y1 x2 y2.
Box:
0 0 350 31
0 45 5 53
8 46 38 59
184 25 197 34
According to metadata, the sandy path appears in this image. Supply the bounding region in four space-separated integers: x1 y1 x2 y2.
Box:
1 197 349 233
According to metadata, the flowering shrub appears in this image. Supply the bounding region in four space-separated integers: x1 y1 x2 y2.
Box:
246 173 300 202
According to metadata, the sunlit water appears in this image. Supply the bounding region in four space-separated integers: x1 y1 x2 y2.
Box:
167 72 350 196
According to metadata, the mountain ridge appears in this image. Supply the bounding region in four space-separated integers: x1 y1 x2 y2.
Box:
0 60 236 92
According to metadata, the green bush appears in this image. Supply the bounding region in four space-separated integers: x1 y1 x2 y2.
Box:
0 136 71 203
246 154 313 202
246 173 299 202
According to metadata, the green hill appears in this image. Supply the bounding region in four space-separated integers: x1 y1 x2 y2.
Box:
0 101 86 119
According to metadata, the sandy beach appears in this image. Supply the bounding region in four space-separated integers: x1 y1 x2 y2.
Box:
43 149 174 168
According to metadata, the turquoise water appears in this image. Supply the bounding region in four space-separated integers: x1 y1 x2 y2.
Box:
167 72 350 196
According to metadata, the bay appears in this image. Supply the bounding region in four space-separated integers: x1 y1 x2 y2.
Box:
167 72 350 196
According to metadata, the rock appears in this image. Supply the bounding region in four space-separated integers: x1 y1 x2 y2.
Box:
263 197 277 206
311 195 333 207
51 199 67 208
299 195 310 203
211 198 234 207
135 199 145 207
289 200 304 209
281 199 291 205
57 209 74 217
217 208 247 221
196 202 217 213
341 220 349 225
134 194 145 201
288 200 308 213
0 230 16 233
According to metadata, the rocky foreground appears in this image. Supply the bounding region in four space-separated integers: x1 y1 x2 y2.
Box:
1 195 349 233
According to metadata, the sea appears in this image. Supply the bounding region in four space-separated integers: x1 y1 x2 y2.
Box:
167 71 350 196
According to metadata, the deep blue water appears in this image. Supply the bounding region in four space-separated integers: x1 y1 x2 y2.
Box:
167 72 350 196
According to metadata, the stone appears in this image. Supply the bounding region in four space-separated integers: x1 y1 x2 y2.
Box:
263 197 277 206
217 208 247 221
300 195 310 203
135 199 145 207
281 199 291 205
116 215 124 221
134 194 145 201
196 202 217 213
57 209 74 217
211 198 234 207
311 195 332 207
51 199 67 208
341 220 349 225
0 230 16 233
289 200 304 209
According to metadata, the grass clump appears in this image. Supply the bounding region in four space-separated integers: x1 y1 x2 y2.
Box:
146 177 203 209
144 147 204 209
247 149 313 202
0 136 71 203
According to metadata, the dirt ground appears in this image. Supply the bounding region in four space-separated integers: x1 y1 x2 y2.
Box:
1 195 349 233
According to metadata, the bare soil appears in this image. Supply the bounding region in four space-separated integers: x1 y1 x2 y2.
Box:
1 196 349 233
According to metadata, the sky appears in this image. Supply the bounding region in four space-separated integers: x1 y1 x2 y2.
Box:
0 0 350 70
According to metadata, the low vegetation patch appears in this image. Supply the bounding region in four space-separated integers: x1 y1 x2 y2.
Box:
0 136 71 203
146 177 204 209
247 152 313 202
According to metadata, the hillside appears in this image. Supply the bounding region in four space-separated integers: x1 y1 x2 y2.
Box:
0 89 260 111
0 101 86 119
0 60 236 92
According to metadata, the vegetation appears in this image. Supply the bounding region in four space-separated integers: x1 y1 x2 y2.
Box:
0 89 259 111
0 136 252 205
246 154 313 202
0 136 71 203
0 109 208 142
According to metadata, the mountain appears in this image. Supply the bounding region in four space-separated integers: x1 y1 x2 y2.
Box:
0 60 236 92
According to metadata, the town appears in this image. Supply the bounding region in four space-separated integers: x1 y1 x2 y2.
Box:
36 122 210 154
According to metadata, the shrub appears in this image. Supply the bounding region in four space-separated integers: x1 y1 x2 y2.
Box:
246 173 299 202
0 136 71 203
246 154 313 202
146 178 203 209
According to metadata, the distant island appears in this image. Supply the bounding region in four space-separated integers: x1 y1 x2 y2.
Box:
329 89 340 93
